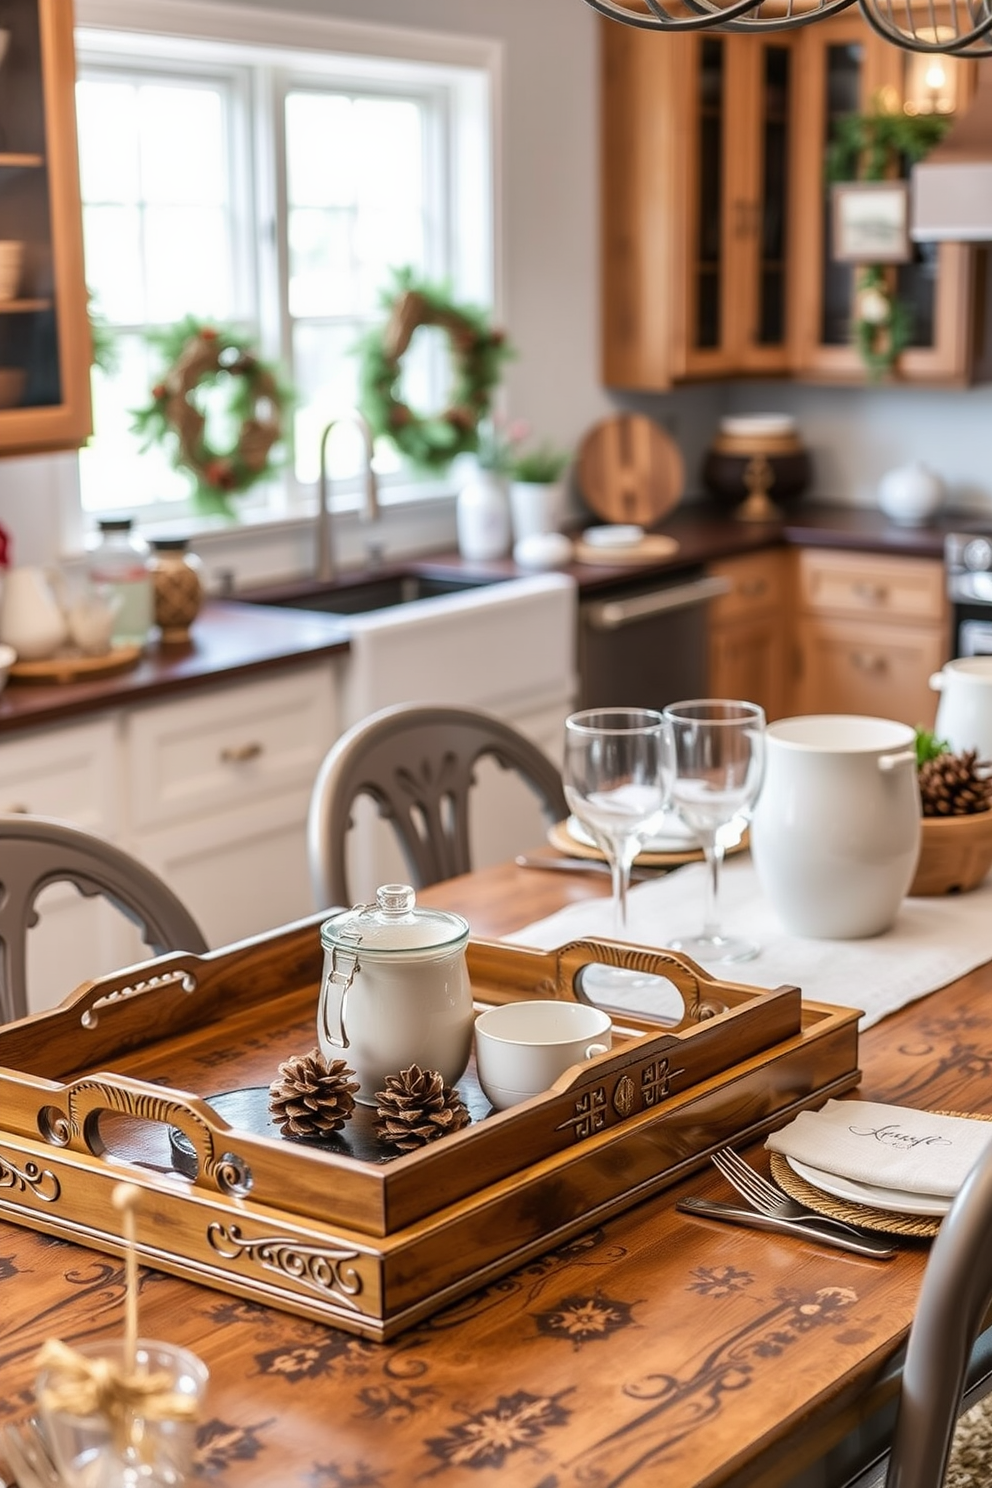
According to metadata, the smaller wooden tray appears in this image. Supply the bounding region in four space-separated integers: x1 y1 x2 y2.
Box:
573 533 679 566
9 643 143 684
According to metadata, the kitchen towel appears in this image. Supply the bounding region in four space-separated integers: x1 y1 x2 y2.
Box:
765 1099 992 1197
504 856 992 1028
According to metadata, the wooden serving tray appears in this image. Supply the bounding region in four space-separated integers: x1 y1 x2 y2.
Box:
0 916 861 1340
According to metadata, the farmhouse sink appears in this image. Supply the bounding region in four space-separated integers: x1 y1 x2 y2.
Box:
242 569 500 618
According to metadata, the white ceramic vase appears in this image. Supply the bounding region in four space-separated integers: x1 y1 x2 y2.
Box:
456 469 511 561
750 714 922 940
508 480 565 544
877 462 945 527
930 657 992 760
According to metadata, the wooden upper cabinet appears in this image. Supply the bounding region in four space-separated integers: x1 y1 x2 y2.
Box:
789 14 988 385
0 0 91 455
601 22 796 388
601 12 992 389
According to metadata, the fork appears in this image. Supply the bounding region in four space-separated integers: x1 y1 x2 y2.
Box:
1 1418 62 1488
711 1147 869 1238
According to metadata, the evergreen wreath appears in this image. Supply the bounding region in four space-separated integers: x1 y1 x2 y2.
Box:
133 317 291 517
826 103 951 381
355 267 513 473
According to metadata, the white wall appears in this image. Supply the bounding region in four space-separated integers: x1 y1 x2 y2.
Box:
2 0 992 572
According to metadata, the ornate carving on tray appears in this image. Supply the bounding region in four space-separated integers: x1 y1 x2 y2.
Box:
557 1087 608 1141
642 1058 683 1107
0 1151 60 1202
206 1222 364 1309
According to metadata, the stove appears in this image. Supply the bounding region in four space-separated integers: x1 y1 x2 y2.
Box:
946 528 992 655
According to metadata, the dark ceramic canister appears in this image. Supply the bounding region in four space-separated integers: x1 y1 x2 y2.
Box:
148 537 204 644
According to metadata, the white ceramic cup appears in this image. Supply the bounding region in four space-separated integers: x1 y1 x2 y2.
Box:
473 1000 612 1110
930 657 992 761
749 714 921 940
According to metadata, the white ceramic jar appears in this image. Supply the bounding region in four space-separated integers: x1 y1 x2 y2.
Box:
749 715 921 939
318 883 474 1104
456 469 511 561
930 657 992 760
877 462 945 527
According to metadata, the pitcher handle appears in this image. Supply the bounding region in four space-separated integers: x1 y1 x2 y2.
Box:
879 749 917 772
318 931 361 1049
929 671 946 692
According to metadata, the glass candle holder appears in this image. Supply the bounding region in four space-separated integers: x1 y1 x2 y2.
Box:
36 1338 207 1488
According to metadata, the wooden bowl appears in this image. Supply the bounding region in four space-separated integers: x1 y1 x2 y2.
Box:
909 810 992 896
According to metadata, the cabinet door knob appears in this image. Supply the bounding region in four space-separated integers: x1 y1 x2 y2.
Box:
220 742 263 764
740 579 768 598
3 803 30 814
852 582 889 605
850 652 888 675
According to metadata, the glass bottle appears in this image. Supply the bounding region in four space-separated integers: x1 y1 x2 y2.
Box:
85 518 153 647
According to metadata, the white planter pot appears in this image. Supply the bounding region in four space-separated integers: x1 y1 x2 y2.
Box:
750 714 921 940
508 480 565 543
456 470 511 561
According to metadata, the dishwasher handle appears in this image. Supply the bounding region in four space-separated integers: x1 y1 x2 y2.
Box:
584 575 730 631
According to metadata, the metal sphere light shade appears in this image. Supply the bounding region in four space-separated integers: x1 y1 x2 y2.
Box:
582 0 992 51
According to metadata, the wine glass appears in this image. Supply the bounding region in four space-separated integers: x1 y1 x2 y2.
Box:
563 707 669 937
661 699 766 963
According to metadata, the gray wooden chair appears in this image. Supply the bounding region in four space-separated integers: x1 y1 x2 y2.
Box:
307 702 568 907
0 813 208 1023
835 1138 992 1488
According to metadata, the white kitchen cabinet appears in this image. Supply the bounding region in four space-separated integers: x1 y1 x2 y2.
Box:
0 716 136 1012
127 666 336 946
0 660 337 1012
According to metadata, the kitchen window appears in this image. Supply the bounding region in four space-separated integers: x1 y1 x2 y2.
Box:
72 4 496 534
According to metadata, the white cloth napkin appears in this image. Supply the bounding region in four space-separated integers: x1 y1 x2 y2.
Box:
505 856 992 1029
765 1099 992 1198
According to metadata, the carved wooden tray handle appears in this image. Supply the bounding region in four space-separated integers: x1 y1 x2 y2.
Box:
50 1075 254 1198
555 938 743 1024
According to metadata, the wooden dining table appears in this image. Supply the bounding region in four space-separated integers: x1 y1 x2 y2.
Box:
2 856 992 1488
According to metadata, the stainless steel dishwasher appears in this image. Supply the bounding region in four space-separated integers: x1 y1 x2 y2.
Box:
577 569 729 710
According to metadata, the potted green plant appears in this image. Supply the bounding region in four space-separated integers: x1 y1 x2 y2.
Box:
508 439 571 544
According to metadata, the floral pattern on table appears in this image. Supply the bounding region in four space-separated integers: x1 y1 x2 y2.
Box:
533 1291 636 1345
424 1388 574 1473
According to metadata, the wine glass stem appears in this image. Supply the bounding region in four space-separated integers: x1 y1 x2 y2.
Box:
700 834 726 942
611 842 637 936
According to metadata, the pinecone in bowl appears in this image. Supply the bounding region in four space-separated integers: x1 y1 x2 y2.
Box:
911 730 992 895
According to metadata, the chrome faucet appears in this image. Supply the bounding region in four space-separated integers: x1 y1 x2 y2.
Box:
315 409 381 583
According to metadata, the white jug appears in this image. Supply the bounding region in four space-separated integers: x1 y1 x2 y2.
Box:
750 715 921 939
0 566 67 661
317 883 474 1105
930 658 992 761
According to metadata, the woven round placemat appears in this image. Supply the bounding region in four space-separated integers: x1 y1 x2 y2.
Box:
769 1152 942 1239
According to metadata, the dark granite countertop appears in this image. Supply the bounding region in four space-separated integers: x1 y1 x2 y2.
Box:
0 599 350 737
0 501 970 735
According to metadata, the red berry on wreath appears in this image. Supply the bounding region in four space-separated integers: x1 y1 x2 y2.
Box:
200 326 218 340
151 383 165 399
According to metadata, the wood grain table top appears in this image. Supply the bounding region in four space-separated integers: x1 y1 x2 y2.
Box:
0 859 988 1487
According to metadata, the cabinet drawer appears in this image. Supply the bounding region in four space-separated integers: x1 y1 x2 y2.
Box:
707 549 789 623
0 717 121 833
794 617 945 728
127 665 335 833
796 549 946 624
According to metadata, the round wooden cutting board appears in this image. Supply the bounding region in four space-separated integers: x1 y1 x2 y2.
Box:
577 414 685 527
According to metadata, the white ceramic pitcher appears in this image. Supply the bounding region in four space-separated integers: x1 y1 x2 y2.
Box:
930 657 992 761
0 566 67 661
749 715 921 939
318 883 474 1105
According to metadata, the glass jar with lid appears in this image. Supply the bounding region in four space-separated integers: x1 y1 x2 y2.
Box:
85 517 153 647
318 884 473 1105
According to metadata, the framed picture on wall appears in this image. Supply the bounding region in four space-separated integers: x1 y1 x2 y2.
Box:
831 181 912 264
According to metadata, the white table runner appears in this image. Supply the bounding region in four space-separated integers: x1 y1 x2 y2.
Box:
504 856 992 1028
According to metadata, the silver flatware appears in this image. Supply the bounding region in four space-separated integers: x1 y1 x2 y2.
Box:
711 1146 869 1236
514 854 655 881
676 1197 897 1258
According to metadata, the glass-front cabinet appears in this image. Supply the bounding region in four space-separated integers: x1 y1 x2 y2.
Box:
789 12 986 384
602 12 990 389
0 0 91 453
601 22 796 388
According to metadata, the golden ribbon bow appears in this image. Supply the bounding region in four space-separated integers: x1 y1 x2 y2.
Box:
35 1338 199 1454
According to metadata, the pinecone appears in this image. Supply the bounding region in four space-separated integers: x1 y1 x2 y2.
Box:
269 1048 359 1140
919 748 992 817
373 1065 470 1152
